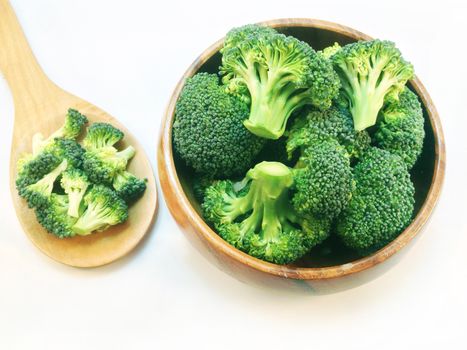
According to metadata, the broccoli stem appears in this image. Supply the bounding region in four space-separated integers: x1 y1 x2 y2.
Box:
245 83 299 139
235 161 294 239
117 145 136 161
67 191 82 218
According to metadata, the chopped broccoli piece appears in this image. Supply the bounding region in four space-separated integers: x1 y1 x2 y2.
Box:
83 122 124 150
72 185 128 236
220 24 340 139
202 161 330 264
35 194 78 238
375 87 425 169
332 40 414 131
337 147 415 253
18 159 68 208
173 72 265 177
34 109 88 154
60 168 89 218
83 145 135 185
113 170 147 202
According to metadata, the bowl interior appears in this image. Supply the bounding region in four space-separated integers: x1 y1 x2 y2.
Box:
172 25 436 268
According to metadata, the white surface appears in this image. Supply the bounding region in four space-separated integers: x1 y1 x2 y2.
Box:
0 0 466 349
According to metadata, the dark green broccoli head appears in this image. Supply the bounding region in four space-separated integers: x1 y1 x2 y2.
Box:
173 72 265 178
18 159 68 209
375 88 425 169
287 106 368 159
35 194 77 238
16 151 62 192
202 161 329 264
220 24 340 139
72 185 128 235
83 122 124 150
83 145 135 185
332 40 414 131
292 138 353 220
113 170 147 202
337 147 415 253
60 168 89 218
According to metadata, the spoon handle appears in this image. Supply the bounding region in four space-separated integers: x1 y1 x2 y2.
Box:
0 0 55 110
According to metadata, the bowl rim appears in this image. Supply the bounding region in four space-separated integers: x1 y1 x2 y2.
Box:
158 18 446 280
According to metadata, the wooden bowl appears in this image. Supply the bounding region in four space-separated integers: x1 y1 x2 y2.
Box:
158 19 445 292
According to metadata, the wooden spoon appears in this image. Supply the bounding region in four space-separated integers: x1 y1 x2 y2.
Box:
0 0 157 267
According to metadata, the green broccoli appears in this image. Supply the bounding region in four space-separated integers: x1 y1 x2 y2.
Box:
35 194 78 238
286 105 370 160
337 147 415 253
332 40 414 131
220 24 340 139
292 138 354 220
374 87 425 169
83 122 124 150
83 145 135 185
113 170 147 202
202 161 330 264
33 108 88 155
318 42 341 59
72 185 128 235
18 159 68 208
60 168 89 218
173 72 265 177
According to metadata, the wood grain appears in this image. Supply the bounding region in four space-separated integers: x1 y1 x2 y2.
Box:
158 18 446 286
0 0 158 267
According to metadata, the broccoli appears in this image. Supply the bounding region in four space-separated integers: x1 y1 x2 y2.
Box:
72 185 128 235
35 194 78 238
318 42 341 59
60 168 89 218
202 161 330 264
337 147 415 253
374 87 425 169
286 105 370 160
192 175 217 203
83 122 124 150
220 24 340 139
18 159 68 208
292 138 354 220
332 40 414 131
173 72 265 177
113 170 147 202
83 145 135 185
33 108 88 155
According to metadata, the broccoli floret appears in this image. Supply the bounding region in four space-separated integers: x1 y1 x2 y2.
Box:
287 106 371 160
35 194 77 238
332 40 414 131
292 138 353 220
60 168 89 218
72 185 128 235
83 145 135 185
202 161 330 264
192 175 217 203
113 171 147 202
220 24 340 139
337 147 415 253
42 138 84 169
83 122 124 150
173 72 265 177
319 42 341 59
374 88 425 169
18 159 68 208
34 109 88 154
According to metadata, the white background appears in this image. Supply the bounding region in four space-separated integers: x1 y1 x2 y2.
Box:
1 0 466 349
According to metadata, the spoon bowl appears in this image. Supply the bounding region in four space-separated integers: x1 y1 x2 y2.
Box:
0 0 157 267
